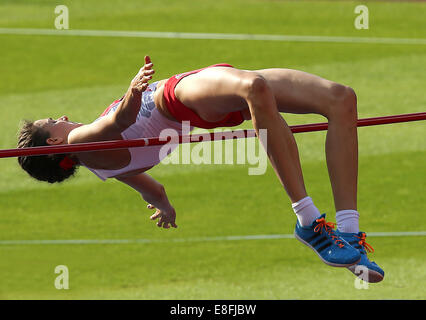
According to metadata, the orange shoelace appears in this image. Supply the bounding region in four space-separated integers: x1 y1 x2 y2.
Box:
355 232 374 253
313 217 345 248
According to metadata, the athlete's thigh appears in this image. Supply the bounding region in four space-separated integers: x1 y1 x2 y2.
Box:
256 68 341 116
175 67 251 120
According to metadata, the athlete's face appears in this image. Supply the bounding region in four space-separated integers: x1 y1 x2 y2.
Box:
34 116 82 145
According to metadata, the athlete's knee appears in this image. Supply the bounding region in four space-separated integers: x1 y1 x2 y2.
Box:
243 73 270 100
242 74 278 117
340 86 357 121
328 84 357 122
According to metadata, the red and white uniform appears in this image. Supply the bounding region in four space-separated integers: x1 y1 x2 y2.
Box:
83 64 246 180
83 82 184 180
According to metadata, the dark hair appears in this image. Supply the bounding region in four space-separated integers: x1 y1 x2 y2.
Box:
17 120 78 183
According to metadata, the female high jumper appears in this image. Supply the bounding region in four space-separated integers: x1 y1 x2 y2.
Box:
17 56 384 282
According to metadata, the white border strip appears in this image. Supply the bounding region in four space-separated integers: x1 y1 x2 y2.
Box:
0 231 425 245
0 28 425 45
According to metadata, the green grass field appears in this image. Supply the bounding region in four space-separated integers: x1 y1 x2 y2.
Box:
0 0 425 299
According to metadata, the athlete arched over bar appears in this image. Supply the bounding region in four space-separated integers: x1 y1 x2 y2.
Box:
16 56 384 282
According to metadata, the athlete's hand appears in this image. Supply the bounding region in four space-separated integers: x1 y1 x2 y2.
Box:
130 55 155 94
147 203 178 229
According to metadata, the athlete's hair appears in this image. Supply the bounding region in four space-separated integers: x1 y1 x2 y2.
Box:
17 120 78 183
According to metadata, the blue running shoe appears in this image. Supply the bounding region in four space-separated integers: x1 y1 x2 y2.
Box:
336 231 384 283
294 214 361 267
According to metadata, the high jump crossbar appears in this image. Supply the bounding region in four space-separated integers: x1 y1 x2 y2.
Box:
1 112 425 159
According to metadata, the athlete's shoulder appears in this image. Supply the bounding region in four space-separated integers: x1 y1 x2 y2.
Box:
68 114 121 145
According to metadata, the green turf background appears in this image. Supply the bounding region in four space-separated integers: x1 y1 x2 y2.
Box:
0 0 425 299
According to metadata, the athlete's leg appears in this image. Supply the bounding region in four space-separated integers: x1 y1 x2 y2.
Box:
256 69 386 280
176 67 362 268
175 67 307 202
256 68 358 212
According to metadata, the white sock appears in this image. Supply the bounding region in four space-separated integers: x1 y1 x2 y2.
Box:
292 196 321 227
336 210 359 233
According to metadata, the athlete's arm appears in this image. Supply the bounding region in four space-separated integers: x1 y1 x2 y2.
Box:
67 55 155 144
116 172 177 229
113 55 155 131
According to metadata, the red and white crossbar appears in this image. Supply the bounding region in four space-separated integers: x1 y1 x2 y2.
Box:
1 112 425 158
